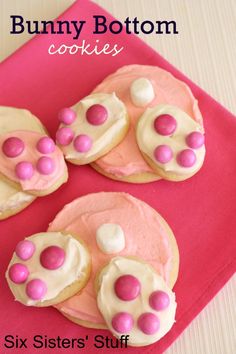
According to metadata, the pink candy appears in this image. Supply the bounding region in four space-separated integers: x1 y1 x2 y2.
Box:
112 312 134 333
56 127 74 146
2 137 25 158
73 134 92 153
149 290 170 311
114 274 141 301
154 145 173 164
138 312 160 335
9 263 29 284
40 246 65 270
58 108 76 125
86 104 108 125
37 137 55 154
177 149 196 167
15 161 34 180
26 279 47 300
186 131 204 149
154 114 177 136
36 156 55 175
15 240 35 261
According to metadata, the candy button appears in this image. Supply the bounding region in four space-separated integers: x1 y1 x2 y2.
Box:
186 131 204 149
40 246 65 270
114 274 141 301
112 312 134 333
86 104 108 125
73 134 92 153
15 161 34 180
15 240 35 261
36 156 55 175
2 137 25 158
177 149 196 167
138 312 160 335
37 137 55 154
9 263 29 284
26 279 47 300
154 114 177 136
154 145 173 164
56 127 74 146
149 290 170 311
58 108 76 125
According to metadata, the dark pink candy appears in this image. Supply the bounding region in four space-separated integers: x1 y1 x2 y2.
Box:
138 312 160 335
9 263 29 284
56 127 74 146
186 131 205 149
26 279 47 300
73 134 92 153
15 161 34 180
154 145 173 164
114 274 141 301
37 137 55 154
154 114 177 136
15 240 35 261
112 312 134 333
177 149 196 168
58 108 76 125
86 104 108 125
149 290 170 311
40 246 65 270
36 156 55 175
2 137 25 158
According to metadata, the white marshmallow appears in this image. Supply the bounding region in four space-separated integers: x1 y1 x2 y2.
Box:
96 223 125 254
130 77 155 107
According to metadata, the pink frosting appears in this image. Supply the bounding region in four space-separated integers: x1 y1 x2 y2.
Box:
49 192 173 326
0 131 66 192
93 65 203 177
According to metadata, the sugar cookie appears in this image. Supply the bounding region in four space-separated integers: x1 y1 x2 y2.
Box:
6 232 91 307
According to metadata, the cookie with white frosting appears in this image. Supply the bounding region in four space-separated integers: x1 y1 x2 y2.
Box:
96 256 176 346
6 232 91 307
56 93 129 165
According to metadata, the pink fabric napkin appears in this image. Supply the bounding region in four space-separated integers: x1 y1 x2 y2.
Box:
0 1 235 353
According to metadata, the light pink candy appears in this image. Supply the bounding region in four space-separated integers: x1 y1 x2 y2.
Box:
186 131 205 149
58 108 76 125
73 134 92 153
37 137 55 154
149 290 170 311
154 114 177 136
15 161 34 180
154 145 173 164
36 156 55 175
112 312 134 333
15 240 35 261
177 149 196 167
2 137 25 158
56 127 74 146
9 263 29 284
114 274 141 301
26 279 47 300
86 104 108 125
138 312 160 335
40 246 65 270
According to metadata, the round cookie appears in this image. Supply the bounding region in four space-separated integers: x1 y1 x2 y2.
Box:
0 130 68 196
6 232 91 307
56 93 129 165
0 106 46 219
136 104 206 181
91 64 203 183
48 192 179 328
96 256 177 346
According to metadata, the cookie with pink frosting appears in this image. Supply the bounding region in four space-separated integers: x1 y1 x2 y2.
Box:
55 92 129 165
6 232 91 307
136 104 206 181
96 256 176 346
90 64 204 183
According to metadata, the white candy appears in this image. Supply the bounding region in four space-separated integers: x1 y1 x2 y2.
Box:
130 78 155 107
96 223 125 254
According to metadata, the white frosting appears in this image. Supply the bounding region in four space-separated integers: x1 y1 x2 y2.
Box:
96 223 125 254
136 104 205 175
97 257 176 346
61 93 128 163
6 232 90 305
130 78 155 107
0 106 45 214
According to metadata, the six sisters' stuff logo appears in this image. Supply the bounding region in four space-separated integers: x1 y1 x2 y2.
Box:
10 15 178 57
